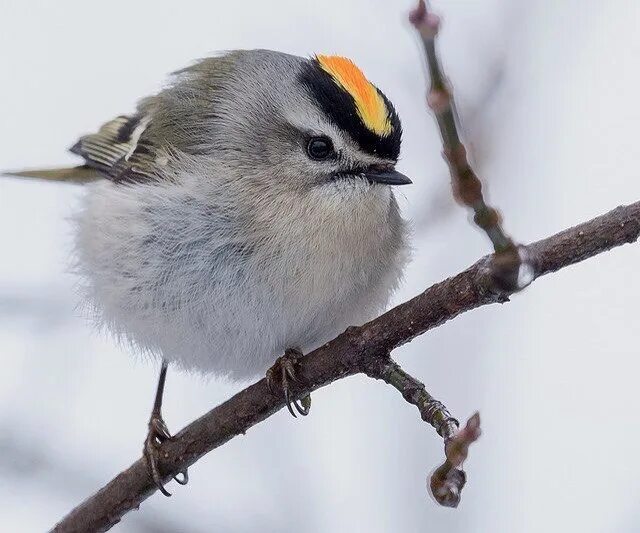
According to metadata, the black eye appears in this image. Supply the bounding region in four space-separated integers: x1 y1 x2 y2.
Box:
306 136 334 160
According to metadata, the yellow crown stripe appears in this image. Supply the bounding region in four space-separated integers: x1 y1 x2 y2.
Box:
316 55 392 137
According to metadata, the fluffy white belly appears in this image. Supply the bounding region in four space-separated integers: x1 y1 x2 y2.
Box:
74 179 408 380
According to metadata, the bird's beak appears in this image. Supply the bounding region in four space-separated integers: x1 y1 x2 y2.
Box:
365 168 412 186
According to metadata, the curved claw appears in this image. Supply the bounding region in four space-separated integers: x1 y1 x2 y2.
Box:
144 436 172 497
266 348 311 418
293 395 310 416
284 388 297 418
144 415 189 497
174 469 189 485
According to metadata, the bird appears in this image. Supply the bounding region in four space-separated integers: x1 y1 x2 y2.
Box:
7 49 411 496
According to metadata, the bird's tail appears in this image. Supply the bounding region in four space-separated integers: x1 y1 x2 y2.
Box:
2 166 101 184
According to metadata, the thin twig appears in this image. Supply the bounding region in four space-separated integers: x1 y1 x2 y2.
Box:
430 413 481 507
406 1 522 498
364 357 459 438
53 200 640 532
409 0 533 292
364 356 475 507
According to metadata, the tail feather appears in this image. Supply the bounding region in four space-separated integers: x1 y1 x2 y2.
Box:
2 166 101 184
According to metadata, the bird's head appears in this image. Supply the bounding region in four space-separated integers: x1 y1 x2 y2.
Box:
158 49 409 218
288 53 408 189
184 51 406 190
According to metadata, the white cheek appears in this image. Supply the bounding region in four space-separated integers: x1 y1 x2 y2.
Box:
312 179 391 212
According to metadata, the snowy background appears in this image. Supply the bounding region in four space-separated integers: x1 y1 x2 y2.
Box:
1 0 639 531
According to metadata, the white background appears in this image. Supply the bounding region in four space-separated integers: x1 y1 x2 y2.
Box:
1 0 639 531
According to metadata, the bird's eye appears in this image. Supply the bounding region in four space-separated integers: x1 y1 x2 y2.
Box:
306 136 334 160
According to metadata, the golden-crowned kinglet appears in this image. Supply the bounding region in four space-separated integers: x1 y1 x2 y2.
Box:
10 49 411 494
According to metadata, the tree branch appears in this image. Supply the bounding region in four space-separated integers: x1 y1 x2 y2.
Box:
363 356 480 507
410 0 513 252
53 200 640 532
409 0 536 294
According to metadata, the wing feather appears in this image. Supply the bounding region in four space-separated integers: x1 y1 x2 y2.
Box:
69 112 157 182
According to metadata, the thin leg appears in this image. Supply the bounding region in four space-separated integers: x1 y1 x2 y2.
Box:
143 360 188 497
153 360 169 416
266 348 312 418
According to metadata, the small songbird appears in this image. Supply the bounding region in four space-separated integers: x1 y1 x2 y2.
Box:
8 49 410 495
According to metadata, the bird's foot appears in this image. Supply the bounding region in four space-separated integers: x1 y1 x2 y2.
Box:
143 412 189 497
266 348 311 418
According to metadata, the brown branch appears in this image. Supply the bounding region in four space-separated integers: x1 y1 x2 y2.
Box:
364 356 479 507
409 0 512 251
53 200 640 532
409 0 535 294
429 413 481 507
405 0 525 498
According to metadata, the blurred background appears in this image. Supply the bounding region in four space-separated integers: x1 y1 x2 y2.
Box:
1 0 639 531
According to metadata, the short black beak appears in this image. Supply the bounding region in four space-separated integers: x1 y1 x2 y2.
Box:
365 168 412 186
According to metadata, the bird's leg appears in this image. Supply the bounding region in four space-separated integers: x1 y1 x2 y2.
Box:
143 360 188 497
266 348 312 417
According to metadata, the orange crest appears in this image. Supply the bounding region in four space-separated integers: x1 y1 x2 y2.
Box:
316 55 392 137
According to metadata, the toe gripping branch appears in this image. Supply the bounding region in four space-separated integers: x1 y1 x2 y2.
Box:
266 348 312 418
144 414 189 497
